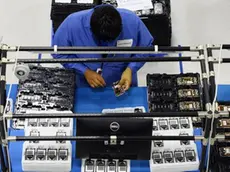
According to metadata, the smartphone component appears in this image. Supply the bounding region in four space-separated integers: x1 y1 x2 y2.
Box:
158 119 168 130
163 151 174 163
185 150 196 162
169 118 179 129
25 148 35 160
36 148 46 160
180 118 190 129
152 152 163 164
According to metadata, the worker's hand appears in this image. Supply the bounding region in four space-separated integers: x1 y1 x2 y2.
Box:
118 67 132 91
84 69 106 88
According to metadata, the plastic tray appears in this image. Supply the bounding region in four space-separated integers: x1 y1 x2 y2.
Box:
147 73 203 112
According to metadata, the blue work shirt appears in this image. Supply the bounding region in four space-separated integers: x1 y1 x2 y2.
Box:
53 6 153 87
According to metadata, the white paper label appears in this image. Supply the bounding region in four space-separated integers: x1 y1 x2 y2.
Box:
117 39 133 47
78 0 94 3
55 0 71 3
117 0 153 11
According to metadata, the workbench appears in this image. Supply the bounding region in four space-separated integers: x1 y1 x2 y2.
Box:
7 84 230 172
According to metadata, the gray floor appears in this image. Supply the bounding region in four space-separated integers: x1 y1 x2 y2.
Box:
1 0 230 85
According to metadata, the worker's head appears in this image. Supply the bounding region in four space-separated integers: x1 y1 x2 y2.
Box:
90 5 122 42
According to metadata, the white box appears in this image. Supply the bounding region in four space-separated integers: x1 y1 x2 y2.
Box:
22 142 72 172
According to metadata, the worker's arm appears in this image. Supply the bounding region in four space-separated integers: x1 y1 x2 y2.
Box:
119 19 153 90
52 16 88 75
127 19 153 74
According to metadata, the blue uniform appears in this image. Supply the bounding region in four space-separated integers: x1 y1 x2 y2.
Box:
53 6 153 87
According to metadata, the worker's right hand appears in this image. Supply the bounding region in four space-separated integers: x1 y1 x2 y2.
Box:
84 69 106 88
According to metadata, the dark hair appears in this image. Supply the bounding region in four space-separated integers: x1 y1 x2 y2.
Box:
90 5 122 41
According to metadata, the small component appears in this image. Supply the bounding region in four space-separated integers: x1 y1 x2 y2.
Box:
112 81 125 97
47 148 57 160
179 101 200 111
174 150 185 162
27 118 38 127
12 119 25 129
177 76 198 86
154 140 164 147
153 120 158 130
185 150 196 162
218 105 230 112
30 130 40 143
96 160 105 172
107 161 116 172
56 131 66 143
218 105 226 111
219 119 230 128
24 82 42 88
158 119 168 130
58 148 68 160
118 161 127 172
85 159 95 172
36 148 46 160
152 152 163 164
60 118 70 127
136 10 142 16
219 147 230 157
169 118 179 129
180 118 190 129
38 118 48 127
134 108 143 113
20 95 42 101
49 118 59 127
25 148 35 160
150 103 175 112
163 151 174 163
179 133 190 145
178 89 199 98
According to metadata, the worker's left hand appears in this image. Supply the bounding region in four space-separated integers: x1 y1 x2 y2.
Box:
118 67 132 91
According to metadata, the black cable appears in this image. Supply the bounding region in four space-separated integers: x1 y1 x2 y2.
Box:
13 135 196 142
10 111 200 119
199 49 212 172
0 147 7 172
222 58 230 63
10 46 191 52
10 56 193 64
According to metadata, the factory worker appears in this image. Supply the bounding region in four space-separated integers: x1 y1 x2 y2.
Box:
53 4 153 90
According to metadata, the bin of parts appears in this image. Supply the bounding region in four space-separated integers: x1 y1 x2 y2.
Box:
50 0 172 46
13 65 76 129
211 142 230 172
51 0 100 33
147 73 203 112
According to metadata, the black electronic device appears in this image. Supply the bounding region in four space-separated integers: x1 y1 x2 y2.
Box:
51 0 172 45
76 117 153 160
147 73 203 112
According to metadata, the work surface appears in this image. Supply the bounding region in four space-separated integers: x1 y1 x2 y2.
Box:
7 85 230 172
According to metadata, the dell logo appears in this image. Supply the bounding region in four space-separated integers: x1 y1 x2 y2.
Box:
110 122 120 132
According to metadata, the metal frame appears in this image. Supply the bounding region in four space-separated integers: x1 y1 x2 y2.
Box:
0 44 230 172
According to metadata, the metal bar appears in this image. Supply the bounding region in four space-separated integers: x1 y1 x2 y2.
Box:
6 46 192 52
207 48 216 102
8 135 197 142
199 47 212 172
8 112 201 119
222 58 230 63
207 48 219 148
224 135 230 140
2 57 194 64
0 49 7 172
0 53 9 172
0 147 7 172
199 145 207 172
223 44 230 49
